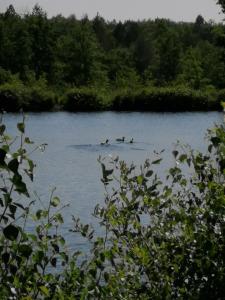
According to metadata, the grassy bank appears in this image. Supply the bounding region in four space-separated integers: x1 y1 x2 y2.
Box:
0 81 57 112
0 83 223 112
112 86 221 111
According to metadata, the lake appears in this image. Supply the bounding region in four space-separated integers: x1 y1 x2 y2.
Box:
3 111 224 250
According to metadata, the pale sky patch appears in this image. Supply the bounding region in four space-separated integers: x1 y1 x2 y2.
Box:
0 0 223 22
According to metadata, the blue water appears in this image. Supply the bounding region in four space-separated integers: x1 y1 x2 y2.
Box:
3 111 223 250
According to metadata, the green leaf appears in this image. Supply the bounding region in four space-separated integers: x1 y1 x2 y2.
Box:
2 145 9 152
0 124 6 135
104 168 114 177
2 252 10 264
104 272 109 282
9 204 17 215
54 213 63 223
24 137 34 144
81 224 89 237
89 268 97 277
39 286 49 297
208 144 213 153
101 163 113 184
219 159 225 171
59 237 65 246
4 194 12 206
60 252 69 263
179 154 187 163
11 174 29 196
33 250 44 263
1 216 8 224
211 136 220 146
8 158 19 174
3 224 19 241
18 244 32 258
0 149 6 166
36 210 43 220
51 257 57 267
17 122 25 133
51 243 60 253
14 202 25 210
152 158 162 164
100 252 105 262
51 196 60 207
25 159 35 181
172 150 179 158
137 175 143 184
28 159 35 171
146 170 153 177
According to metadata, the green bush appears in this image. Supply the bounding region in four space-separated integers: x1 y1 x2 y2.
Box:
0 81 57 112
24 86 56 111
0 67 14 85
63 87 108 111
216 88 225 104
0 81 222 112
0 81 27 112
90 125 225 298
112 86 221 111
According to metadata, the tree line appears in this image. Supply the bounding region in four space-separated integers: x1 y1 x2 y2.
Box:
0 4 225 111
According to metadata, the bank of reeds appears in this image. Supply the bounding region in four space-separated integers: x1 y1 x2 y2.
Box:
0 83 222 112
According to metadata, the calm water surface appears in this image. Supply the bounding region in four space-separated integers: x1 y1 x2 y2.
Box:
4 111 223 249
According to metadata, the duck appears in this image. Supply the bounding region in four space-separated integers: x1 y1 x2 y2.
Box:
129 138 134 144
116 137 125 142
100 139 109 145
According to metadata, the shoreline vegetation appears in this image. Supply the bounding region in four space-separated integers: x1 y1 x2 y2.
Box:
0 5 225 112
0 82 223 113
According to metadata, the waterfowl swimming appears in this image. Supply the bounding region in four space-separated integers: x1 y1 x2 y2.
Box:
100 139 109 145
116 137 125 142
129 138 134 143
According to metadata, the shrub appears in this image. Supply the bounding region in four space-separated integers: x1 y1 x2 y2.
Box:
0 81 27 112
217 89 225 105
0 67 13 85
24 86 56 111
0 116 68 299
79 124 225 299
112 86 221 111
63 87 107 111
0 81 56 112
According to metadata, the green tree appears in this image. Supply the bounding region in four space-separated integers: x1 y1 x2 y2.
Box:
154 30 181 84
177 47 205 89
26 5 54 80
56 22 104 86
92 14 115 51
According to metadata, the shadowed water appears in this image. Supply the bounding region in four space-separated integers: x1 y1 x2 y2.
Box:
69 142 148 152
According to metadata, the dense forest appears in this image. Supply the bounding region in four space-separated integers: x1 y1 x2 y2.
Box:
0 4 225 111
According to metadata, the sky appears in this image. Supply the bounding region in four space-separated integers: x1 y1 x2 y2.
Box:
0 0 223 23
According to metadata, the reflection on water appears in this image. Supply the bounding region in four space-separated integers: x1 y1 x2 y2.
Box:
69 142 147 152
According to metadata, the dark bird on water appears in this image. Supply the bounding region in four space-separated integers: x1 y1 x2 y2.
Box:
129 138 134 143
116 137 125 142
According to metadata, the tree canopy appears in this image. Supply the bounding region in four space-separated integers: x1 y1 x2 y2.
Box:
0 4 225 111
